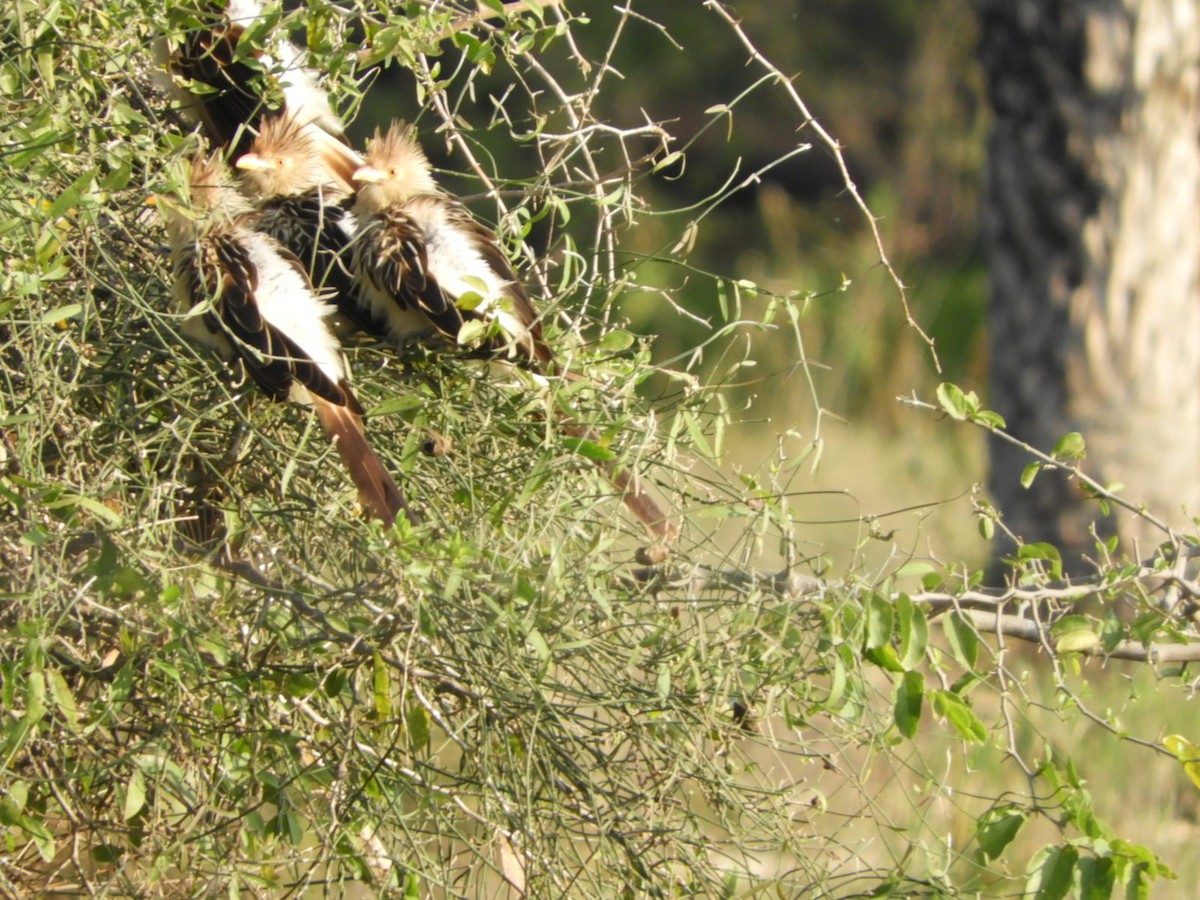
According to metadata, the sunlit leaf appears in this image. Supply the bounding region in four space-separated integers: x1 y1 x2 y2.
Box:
893 671 923 738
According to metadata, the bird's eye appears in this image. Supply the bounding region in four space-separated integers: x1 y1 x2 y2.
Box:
275 158 285 167
387 167 397 177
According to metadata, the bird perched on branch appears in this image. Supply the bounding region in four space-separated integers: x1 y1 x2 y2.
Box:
351 122 554 365
156 0 362 189
157 151 414 527
233 113 384 335
351 123 673 541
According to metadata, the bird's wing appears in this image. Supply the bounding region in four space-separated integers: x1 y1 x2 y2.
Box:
441 203 554 364
171 14 357 170
355 209 469 340
195 230 349 408
175 22 267 156
262 193 387 336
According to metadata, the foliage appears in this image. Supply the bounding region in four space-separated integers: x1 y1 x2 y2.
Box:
1 1 1197 897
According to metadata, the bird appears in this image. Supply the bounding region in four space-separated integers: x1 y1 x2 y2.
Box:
350 123 673 541
350 122 554 365
155 0 362 189
232 112 384 335
157 150 414 527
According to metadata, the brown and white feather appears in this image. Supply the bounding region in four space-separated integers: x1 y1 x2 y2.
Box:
159 152 414 526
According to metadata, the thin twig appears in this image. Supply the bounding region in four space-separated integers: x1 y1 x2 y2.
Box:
901 393 1178 540
219 557 484 703
701 0 941 371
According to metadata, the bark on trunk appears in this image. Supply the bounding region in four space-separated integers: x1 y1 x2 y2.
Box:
978 0 1200 570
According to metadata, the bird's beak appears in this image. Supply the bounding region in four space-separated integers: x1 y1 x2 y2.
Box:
235 153 273 172
352 165 386 185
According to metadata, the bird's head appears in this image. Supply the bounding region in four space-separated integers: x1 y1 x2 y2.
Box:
352 122 438 214
153 151 251 243
235 113 332 198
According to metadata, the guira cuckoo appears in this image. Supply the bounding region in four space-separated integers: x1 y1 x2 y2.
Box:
158 151 414 526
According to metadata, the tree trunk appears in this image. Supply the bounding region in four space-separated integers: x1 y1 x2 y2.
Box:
978 0 1200 570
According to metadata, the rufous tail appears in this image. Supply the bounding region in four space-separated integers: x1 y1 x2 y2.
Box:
560 421 675 543
314 397 416 526
311 128 364 194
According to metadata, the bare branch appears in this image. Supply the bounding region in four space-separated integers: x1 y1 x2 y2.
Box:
959 609 1200 663
701 1 941 371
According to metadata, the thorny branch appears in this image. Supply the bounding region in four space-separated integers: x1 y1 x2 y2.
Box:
638 556 1200 664
701 0 941 371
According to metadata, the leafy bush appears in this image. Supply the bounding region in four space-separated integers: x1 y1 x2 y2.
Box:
0 2 1194 897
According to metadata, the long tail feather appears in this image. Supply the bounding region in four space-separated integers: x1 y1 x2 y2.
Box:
559 421 674 543
313 397 416 526
311 128 364 193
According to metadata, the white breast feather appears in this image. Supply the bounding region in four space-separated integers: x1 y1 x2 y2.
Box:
409 198 529 344
243 233 346 389
276 42 342 136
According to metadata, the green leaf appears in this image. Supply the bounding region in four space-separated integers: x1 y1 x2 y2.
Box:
1024 844 1079 900
1163 734 1200 791
46 669 79 732
943 612 978 670
932 690 987 743
47 167 97 221
372 652 392 718
526 628 551 660
936 382 967 420
1051 615 1099 654
24 669 47 726
597 328 635 353
91 844 124 863
39 303 83 325
456 319 487 346
865 644 904 673
864 593 893 652
405 702 430 749
682 410 716 460
975 409 1006 429
1018 542 1063 578
896 594 928 670
368 394 423 417
823 649 847 710
279 808 305 846
978 515 995 540
656 664 671 699
0 780 26 825
1021 462 1042 488
560 436 617 463
1052 431 1086 461
20 813 56 862
124 767 146 820
976 804 1026 860
893 671 923 739
1076 855 1115 900
651 150 684 174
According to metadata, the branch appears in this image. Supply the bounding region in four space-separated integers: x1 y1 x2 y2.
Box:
958 609 1200 663
219 557 483 703
630 559 1200 663
624 563 823 598
701 1 940 371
